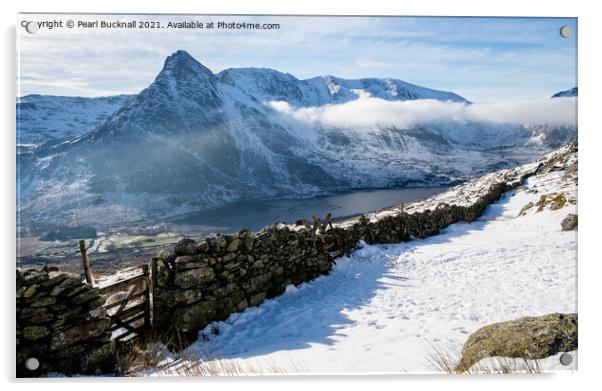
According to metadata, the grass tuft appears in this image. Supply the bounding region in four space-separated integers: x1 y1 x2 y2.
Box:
425 342 543 374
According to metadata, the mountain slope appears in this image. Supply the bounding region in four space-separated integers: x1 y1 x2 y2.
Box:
551 87 578 98
18 51 345 227
16 94 134 144
17 50 577 229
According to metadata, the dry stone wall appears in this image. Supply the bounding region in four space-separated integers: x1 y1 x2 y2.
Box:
321 181 515 255
16 267 115 377
154 171 537 338
153 227 333 334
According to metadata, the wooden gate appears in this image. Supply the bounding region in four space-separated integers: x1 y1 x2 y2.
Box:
96 264 152 342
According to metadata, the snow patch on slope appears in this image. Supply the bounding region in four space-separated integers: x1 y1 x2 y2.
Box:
16 94 133 144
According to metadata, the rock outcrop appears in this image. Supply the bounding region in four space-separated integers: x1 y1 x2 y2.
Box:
561 213 578 231
457 313 578 372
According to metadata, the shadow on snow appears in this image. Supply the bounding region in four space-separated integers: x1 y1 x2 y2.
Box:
182 190 515 361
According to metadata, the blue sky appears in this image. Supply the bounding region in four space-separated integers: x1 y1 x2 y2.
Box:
17 15 577 102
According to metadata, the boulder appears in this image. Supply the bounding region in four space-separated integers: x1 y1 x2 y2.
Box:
457 313 578 372
561 213 578 231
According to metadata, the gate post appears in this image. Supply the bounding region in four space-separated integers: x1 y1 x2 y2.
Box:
141 264 151 332
150 257 159 329
79 240 93 284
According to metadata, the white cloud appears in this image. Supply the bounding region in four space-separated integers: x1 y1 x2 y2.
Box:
267 96 577 130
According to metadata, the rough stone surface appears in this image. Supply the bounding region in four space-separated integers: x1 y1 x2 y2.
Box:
174 266 216 289
561 213 578 231
173 300 217 332
457 313 578 372
16 267 115 377
154 227 336 334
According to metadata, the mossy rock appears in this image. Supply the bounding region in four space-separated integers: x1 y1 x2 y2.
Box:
550 194 567 210
535 193 567 212
174 238 197 256
173 301 217 332
22 325 51 341
22 284 38 298
174 266 216 289
457 313 577 372
50 276 84 296
226 238 240 252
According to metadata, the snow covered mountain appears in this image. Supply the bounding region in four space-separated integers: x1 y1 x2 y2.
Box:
551 87 578 98
218 67 468 107
17 50 577 229
17 94 134 144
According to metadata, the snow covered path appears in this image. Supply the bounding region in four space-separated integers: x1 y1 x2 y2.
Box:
172 168 577 374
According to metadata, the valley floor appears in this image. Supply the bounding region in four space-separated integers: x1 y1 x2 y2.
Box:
154 156 577 374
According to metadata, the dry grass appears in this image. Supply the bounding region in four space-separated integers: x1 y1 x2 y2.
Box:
134 350 303 376
116 341 172 375
465 356 542 374
155 355 276 376
117 330 303 376
425 342 542 374
116 328 189 376
425 342 464 374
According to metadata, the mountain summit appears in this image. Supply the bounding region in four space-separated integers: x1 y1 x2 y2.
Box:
155 50 219 96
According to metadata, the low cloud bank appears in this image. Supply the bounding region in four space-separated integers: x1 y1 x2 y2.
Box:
268 96 577 130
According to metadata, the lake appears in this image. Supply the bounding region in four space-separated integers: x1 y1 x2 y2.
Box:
171 186 447 236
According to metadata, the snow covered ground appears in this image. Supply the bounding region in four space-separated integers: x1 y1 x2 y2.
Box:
153 146 577 375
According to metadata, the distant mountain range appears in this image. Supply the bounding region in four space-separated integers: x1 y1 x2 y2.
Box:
16 50 577 229
552 87 578 98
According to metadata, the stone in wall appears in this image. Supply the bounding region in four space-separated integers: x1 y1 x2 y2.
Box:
16 266 116 377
